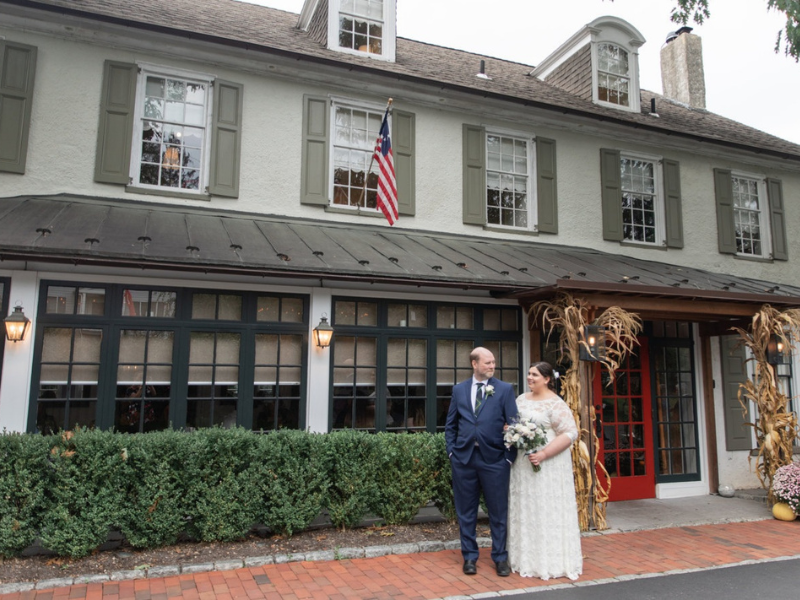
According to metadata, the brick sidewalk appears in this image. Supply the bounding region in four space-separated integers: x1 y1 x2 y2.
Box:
2 519 799 600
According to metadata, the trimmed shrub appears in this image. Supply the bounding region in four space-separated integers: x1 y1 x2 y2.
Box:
118 429 190 549
371 433 440 525
181 427 261 543
0 432 50 557
38 429 131 558
429 433 457 522
251 429 330 536
323 430 379 530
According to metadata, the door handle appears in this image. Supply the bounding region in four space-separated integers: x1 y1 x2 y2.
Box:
594 405 603 437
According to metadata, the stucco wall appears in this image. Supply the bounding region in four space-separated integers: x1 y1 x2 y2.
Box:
2 24 799 292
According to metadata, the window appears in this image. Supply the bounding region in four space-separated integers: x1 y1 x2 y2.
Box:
326 0 396 61
620 155 663 245
133 68 211 193
600 149 683 248
714 169 787 260
462 125 557 233
95 61 242 198
486 133 533 230
302 96 414 214
596 43 630 107
331 299 521 433
650 322 700 480
331 102 385 211
731 175 769 257
30 283 307 433
338 0 384 55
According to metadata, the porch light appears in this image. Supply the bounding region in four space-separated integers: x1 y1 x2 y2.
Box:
312 314 334 348
766 334 790 365
579 325 606 362
4 304 31 343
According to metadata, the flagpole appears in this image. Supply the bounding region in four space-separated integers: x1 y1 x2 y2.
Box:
357 98 393 209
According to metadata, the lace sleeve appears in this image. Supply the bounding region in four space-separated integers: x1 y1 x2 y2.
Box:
550 398 579 443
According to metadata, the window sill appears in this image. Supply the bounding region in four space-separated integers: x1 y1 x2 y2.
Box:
620 240 668 251
483 225 538 237
733 254 773 263
325 206 385 219
126 185 211 202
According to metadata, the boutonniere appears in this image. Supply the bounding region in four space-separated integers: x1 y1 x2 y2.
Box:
485 384 495 397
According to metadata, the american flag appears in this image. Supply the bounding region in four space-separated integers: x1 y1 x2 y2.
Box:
373 107 398 225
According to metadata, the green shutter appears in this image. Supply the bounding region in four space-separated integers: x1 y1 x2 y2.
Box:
0 41 37 174
300 95 329 206
663 159 684 248
767 178 788 261
536 137 558 234
392 109 415 216
462 124 485 225
94 61 137 184
713 168 737 254
600 148 622 241
719 335 751 451
208 79 243 198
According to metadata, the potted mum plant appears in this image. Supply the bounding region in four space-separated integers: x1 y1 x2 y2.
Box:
771 462 800 521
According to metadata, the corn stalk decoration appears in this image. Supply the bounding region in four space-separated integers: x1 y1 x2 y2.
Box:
529 293 641 531
731 305 800 504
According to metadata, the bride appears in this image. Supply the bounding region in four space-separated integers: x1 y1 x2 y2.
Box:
507 361 583 580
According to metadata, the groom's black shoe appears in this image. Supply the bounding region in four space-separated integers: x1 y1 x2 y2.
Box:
495 560 511 577
463 560 477 575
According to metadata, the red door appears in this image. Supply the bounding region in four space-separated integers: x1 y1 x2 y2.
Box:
594 338 655 501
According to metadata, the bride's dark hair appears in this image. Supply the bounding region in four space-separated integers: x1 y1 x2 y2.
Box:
529 361 557 392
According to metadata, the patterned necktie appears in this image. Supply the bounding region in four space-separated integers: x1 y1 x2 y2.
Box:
474 382 484 415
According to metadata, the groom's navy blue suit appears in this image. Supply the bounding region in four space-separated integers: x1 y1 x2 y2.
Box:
445 376 518 563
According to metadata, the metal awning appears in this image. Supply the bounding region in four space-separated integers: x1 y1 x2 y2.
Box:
2 194 799 314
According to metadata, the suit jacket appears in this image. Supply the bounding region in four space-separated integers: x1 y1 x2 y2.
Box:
444 376 518 464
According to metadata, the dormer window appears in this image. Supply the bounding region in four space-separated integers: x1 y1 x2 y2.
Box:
299 0 396 61
338 0 384 55
532 16 643 114
597 43 630 107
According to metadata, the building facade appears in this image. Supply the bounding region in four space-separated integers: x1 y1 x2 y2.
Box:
2 0 799 500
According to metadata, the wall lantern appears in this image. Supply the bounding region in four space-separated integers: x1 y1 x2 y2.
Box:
4 304 31 343
766 334 790 365
579 325 606 362
312 313 334 348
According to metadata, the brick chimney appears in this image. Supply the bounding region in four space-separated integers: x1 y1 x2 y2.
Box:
660 27 706 109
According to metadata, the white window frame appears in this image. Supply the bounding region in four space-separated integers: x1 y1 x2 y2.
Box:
328 97 388 215
590 30 642 113
327 0 396 62
128 63 214 195
730 171 772 259
484 127 536 232
619 152 665 246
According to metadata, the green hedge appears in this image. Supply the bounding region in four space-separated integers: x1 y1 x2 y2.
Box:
0 428 456 558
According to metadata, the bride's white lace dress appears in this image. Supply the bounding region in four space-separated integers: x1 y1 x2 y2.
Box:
507 394 583 580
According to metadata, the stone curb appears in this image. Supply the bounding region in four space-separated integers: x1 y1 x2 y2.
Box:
0 538 466 594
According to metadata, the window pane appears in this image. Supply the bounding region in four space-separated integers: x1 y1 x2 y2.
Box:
46 287 76 314
257 296 280 322
218 295 242 321
192 294 217 319
281 298 304 323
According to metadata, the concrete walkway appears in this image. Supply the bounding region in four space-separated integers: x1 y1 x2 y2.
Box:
3 491 797 600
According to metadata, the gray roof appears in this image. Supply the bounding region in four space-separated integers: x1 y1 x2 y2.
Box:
2 194 799 308
10 0 800 163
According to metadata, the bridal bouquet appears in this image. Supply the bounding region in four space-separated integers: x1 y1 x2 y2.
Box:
504 418 548 472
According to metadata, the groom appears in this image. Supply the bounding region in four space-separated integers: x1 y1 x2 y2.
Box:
445 347 518 577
